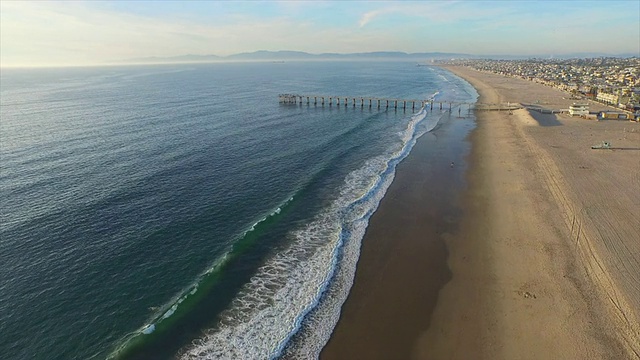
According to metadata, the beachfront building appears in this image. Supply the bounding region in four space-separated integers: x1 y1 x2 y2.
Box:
596 91 619 105
569 103 589 116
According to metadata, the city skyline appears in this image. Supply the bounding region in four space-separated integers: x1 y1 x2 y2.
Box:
1 0 639 67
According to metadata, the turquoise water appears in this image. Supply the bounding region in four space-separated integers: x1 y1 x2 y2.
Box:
0 61 477 359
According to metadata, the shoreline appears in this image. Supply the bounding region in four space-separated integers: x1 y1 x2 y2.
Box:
320 75 476 359
322 65 640 359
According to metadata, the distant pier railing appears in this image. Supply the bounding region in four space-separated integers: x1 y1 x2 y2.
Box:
278 94 521 112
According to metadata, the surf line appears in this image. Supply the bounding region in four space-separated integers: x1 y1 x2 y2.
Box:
272 103 444 359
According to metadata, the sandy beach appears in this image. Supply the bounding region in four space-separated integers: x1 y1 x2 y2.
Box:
322 66 640 359
320 98 474 359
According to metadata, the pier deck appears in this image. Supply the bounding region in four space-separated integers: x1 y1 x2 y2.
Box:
278 94 521 111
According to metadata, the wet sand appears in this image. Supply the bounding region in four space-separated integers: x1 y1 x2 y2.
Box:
322 66 640 359
320 108 475 359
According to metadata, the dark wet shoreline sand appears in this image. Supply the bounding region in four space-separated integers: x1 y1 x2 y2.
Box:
321 105 474 359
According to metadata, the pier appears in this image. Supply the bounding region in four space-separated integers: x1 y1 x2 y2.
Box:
473 102 523 111
278 94 521 112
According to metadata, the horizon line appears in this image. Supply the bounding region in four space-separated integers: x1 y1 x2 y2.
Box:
2 52 638 70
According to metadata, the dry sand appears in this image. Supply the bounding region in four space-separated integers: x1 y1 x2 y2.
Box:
322 66 640 360
416 66 640 360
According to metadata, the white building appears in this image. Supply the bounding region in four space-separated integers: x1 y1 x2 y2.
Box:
596 92 619 105
569 103 589 116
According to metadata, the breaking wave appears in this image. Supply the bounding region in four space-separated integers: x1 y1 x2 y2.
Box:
179 101 444 359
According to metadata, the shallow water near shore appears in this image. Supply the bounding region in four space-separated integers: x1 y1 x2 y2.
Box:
0 61 476 359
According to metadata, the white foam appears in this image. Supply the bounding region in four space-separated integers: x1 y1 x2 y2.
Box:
181 211 343 359
244 196 292 235
282 106 439 359
162 304 178 320
280 174 394 359
141 324 155 335
179 106 437 360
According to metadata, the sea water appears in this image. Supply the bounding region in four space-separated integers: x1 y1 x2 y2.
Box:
0 61 477 360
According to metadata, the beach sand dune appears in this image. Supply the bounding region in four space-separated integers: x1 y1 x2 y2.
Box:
322 66 640 359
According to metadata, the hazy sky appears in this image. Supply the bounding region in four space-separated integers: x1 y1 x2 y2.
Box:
1 0 639 67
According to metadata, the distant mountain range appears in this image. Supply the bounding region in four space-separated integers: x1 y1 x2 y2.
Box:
118 51 477 64
118 50 638 64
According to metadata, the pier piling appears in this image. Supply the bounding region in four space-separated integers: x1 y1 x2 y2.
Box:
278 94 484 113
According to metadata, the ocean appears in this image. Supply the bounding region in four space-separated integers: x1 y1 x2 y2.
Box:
0 61 477 360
